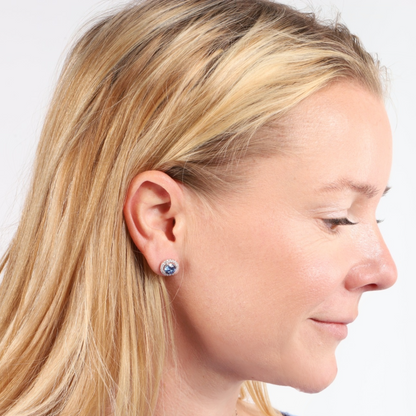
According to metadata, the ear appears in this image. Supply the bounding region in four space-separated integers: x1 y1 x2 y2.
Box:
123 170 185 276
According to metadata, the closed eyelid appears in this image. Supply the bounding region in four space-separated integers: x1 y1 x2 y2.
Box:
322 218 357 226
319 218 358 234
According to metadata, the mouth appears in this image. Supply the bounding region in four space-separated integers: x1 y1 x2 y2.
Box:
309 318 350 340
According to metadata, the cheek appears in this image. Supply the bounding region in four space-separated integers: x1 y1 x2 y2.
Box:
180 209 345 337
235 216 343 308
170 206 350 388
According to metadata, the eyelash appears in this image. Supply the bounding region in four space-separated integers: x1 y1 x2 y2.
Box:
323 218 384 233
323 218 357 232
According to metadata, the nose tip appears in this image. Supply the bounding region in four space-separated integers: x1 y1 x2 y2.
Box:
346 231 397 292
374 248 397 291
373 228 398 291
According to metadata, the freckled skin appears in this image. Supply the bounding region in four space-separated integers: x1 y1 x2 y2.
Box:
163 82 397 401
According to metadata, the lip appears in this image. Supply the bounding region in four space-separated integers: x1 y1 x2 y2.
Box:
310 318 350 340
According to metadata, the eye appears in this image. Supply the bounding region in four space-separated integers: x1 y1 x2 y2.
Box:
322 217 358 232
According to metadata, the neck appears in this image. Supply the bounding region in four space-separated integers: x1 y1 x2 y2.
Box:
155 348 243 416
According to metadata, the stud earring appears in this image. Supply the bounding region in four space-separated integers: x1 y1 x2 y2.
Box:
160 259 179 276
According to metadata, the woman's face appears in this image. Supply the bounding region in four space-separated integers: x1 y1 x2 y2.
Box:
168 82 397 393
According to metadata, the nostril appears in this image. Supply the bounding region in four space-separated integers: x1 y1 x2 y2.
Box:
345 253 397 292
363 283 379 292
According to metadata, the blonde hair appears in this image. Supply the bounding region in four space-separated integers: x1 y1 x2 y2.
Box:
0 1 382 415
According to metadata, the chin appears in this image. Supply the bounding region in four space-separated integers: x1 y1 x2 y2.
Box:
295 378 335 394
263 354 339 394
247 345 340 393
291 362 338 394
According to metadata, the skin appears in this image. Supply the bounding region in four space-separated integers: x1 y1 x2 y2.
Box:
124 81 397 416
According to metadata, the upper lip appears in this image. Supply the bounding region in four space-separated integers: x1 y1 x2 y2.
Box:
310 317 356 325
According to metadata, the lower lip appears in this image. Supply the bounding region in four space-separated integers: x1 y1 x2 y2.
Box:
310 319 348 340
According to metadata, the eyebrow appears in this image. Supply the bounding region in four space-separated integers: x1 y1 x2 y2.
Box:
319 178 391 199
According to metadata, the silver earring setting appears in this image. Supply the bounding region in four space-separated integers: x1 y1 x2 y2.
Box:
160 259 179 276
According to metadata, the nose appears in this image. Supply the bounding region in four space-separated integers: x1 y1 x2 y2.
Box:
345 226 398 292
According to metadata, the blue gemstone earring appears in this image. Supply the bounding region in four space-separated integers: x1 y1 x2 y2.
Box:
160 259 179 276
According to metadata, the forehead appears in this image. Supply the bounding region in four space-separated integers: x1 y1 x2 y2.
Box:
278 81 390 152
250 82 393 200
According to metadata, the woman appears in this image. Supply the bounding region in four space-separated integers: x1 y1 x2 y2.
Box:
0 0 397 415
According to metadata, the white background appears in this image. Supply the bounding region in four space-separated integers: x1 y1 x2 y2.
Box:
0 1 415 415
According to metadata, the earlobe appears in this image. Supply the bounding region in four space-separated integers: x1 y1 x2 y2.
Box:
160 259 180 276
123 171 184 276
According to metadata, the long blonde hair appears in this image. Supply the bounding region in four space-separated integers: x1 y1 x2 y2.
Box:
0 1 382 415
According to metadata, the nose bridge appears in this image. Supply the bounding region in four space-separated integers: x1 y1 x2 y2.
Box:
346 223 397 291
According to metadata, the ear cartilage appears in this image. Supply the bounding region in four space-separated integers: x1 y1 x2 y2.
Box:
160 259 179 276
